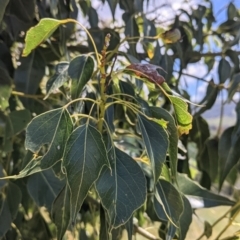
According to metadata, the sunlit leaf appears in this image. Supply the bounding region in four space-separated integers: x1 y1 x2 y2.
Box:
62 124 109 222
96 147 146 229
68 55 94 100
138 114 169 182
168 95 193 135
23 18 69 56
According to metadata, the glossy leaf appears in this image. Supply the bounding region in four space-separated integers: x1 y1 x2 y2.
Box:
25 108 73 169
68 55 94 100
23 18 69 56
218 58 231 84
27 169 65 211
138 114 169 182
154 179 183 227
151 107 178 182
44 62 69 100
168 95 193 135
177 174 234 208
52 186 71 240
62 124 109 222
96 147 146 228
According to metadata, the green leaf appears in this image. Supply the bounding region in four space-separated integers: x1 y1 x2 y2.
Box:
194 80 218 116
14 50 45 107
138 114 169 182
68 55 94 100
228 73 240 102
178 195 192 240
44 62 69 100
6 110 32 137
219 125 240 190
168 95 193 135
25 108 73 169
0 65 11 110
154 179 183 227
52 186 71 240
218 58 231 84
199 137 219 182
23 18 69 56
0 193 12 237
96 147 146 228
0 164 7 190
107 0 118 18
151 107 178 182
177 174 234 208
227 3 239 20
0 0 9 23
62 124 109 222
6 182 22 220
27 169 65 211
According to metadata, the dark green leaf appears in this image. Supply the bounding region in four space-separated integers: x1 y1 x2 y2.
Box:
6 182 22 220
107 0 118 18
218 58 231 84
27 169 65 211
177 174 234 208
227 3 239 20
228 73 240 102
62 124 109 222
52 185 70 240
219 124 240 190
166 223 177 240
68 55 94 100
0 65 11 110
194 81 218 116
178 195 192 240
25 108 73 169
199 137 219 182
154 179 183 227
138 114 169 182
0 164 7 190
0 0 9 24
6 110 31 137
0 194 12 237
88 7 98 28
14 50 45 107
151 107 178 182
45 62 69 100
96 147 146 228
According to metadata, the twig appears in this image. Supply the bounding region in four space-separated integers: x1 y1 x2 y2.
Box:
134 223 161 240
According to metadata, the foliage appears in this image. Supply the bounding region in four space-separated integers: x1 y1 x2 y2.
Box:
0 1 240 239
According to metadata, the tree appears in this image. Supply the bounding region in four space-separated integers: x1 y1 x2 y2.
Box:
0 0 240 239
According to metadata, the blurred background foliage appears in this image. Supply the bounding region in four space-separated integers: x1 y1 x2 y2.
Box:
0 0 240 239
